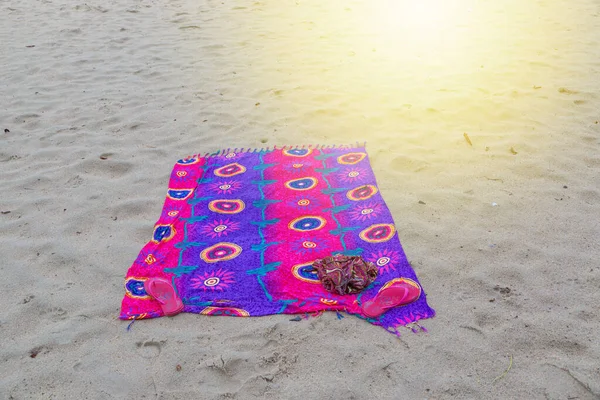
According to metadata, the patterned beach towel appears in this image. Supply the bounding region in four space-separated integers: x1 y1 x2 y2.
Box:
120 144 435 335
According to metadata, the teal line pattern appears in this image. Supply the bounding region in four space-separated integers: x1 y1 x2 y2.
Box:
277 299 297 313
248 151 280 302
172 275 180 299
181 298 213 307
315 151 364 257
165 162 213 277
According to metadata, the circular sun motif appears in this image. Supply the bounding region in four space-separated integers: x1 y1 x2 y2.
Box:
349 202 382 221
167 210 179 217
359 223 396 243
283 148 312 157
176 171 187 177
302 241 317 249
152 225 176 243
167 188 194 201
204 277 220 287
320 298 338 306
346 185 378 201
285 177 318 191
288 196 321 211
376 257 391 267
200 242 242 263
200 306 250 317
190 268 235 291
214 163 246 177
213 224 227 233
337 152 366 165
284 161 313 174
200 219 240 238
176 157 200 165
208 199 245 214
144 254 157 265
124 277 150 299
367 249 401 274
291 262 320 284
338 166 368 184
209 180 241 195
288 216 327 232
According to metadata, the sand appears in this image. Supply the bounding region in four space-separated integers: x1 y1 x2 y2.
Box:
1 0 599 398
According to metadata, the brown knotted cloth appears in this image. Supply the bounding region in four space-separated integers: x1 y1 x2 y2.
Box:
312 255 378 295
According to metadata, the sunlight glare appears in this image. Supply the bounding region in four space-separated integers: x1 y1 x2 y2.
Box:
224 0 577 148
366 0 474 60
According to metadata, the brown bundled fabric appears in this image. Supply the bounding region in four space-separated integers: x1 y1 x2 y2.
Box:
312 255 378 295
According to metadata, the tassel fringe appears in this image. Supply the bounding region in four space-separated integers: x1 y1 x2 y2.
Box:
126 317 138 331
179 141 368 161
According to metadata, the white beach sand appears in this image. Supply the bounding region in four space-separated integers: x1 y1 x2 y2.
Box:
1 0 599 398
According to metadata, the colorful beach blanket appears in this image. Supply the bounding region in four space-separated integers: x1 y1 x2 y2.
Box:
120 144 435 335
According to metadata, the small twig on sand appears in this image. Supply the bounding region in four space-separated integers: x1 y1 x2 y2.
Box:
547 363 597 397
484 176 504 183
492 355 513 384
209 355 229 375
151 376 158 399
463 133 473 146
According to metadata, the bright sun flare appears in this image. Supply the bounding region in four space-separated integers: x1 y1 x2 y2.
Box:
367 0 474 49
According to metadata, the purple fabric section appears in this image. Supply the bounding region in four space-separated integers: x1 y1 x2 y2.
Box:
120 145 435 334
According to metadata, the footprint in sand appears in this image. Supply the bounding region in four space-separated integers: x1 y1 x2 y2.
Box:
80 157 133 179
135 340 163 359
66 175 84 188
389 155 429 173
13 113 40 124
41 307 68 320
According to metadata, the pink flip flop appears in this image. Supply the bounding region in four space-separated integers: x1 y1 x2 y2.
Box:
361 280 421 318
144 277 184 316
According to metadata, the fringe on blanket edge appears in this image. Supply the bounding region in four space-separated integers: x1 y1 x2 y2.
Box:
180 141 368 160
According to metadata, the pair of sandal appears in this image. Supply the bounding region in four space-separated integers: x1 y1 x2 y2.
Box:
143 276 420 318
144 278 184 316
361 278 421 318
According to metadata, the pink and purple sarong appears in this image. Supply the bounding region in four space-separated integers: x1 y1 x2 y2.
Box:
120 144 435 335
